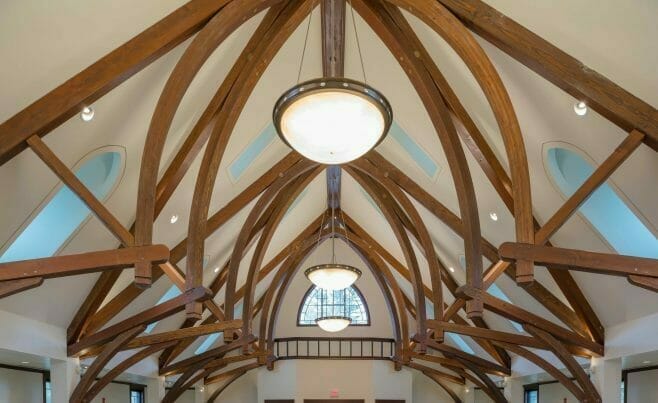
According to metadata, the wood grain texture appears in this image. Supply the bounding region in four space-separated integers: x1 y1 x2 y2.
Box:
356 0 484 317
434 0 658 151
68 286 211 357
0 0 233 165
0 245 169 281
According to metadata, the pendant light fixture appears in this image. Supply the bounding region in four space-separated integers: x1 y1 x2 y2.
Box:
305 182 361 291
315 288 352 333
272 1 392 165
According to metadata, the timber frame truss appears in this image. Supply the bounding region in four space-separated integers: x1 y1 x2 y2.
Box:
0 0 656 402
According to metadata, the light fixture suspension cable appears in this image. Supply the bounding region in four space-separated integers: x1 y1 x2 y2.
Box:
296 5 314 83
348 0 367 84
330 186 337 264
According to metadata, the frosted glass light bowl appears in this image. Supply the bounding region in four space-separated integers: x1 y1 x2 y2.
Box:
273 78 392 164
305 263 362 291
316 316 352 332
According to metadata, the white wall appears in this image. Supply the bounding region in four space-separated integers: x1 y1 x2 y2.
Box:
257 360 411 403
176 389 196 403
258 360 296 402
218 370 257 403
0 367 44 403
627 368 658 403
0 309 67 360
412 372 464 403
474 389 492 403
296 360 371 401
538 382 577 403
91 382 129 403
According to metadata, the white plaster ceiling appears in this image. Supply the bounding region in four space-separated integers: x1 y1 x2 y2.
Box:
0 0 657 377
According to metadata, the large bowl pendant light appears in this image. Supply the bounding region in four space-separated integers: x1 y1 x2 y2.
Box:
273 78 392 164
305 263 361 291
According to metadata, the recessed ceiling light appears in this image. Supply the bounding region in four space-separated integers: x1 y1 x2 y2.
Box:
20 361 29 364
213 267 220 273
169 214 179 224
573 101 588 116
489 212 498 221
449 267 455 273
643 360 651 364
80 106 95 122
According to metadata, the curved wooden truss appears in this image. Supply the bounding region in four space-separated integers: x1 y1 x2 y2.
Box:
0 0 656 402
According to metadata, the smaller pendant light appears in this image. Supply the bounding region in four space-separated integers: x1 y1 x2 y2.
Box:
317 316 351 333
304 182 361 291
315 288 352 333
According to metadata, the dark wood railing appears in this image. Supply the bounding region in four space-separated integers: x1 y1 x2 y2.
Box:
273 337 395 360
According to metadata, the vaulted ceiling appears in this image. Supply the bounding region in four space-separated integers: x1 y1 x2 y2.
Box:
0 0 657 402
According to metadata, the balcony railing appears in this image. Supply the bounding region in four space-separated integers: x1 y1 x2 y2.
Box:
273 337 396 360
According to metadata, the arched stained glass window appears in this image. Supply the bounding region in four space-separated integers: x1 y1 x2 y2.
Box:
0 148 124 263
545 145 658 258
298 285 370 326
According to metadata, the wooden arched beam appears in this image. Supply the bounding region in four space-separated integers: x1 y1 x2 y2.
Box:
161 212 326 370
83 341 177 401
81 153 300 340
70 326 145 402
340 232 410 360
364 152 590 341
524 325 601 402
257 233 330 346
374 0 602 345
185 1 320 319
378 2 604 344
377 0 534 282
343 166 427 344
422 371 463 403
349 158 444 328
362 172 510 367
135 0 290 287
206 370 248 403
163 355 216 403
492 341 585 401
458 359 507 403
354 0 484 318
160 171 309 362
223 159 320 339
153 5 291 217
132 0 295 294
239 166 324 338
342 236 406 358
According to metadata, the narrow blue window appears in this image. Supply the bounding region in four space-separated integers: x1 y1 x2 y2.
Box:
447 333 475 354
389 122 440 179
228 124 276 182
195 333 221 355
0 150 123 263
144 285 181 334
546 147 658 258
